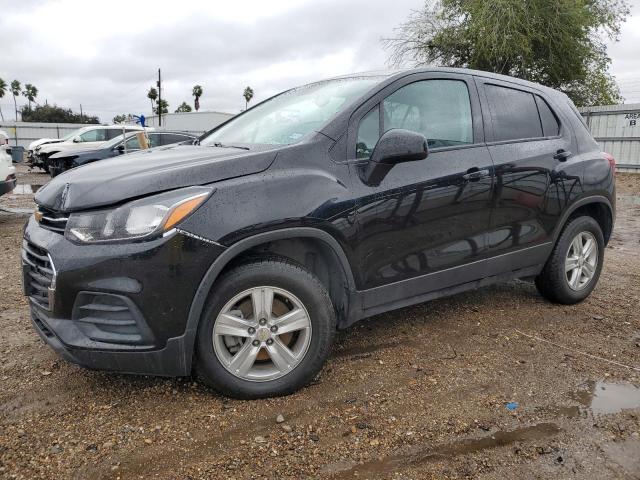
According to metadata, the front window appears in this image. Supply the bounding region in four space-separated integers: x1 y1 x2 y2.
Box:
201 76 383 147
61 128 82 141
383 79 473 148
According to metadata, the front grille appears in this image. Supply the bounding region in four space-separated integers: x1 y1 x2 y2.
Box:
22 240 55 310
37 206 68 234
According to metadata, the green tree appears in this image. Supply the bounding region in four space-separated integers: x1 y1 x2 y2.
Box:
192 85 203 111
175 102 192 113
113 114 129 123
384 0 629 106
0 78 6 121
22 83 38 111
147 87 158 113
21 104 99 124
10 80 21 121
154 99 169 115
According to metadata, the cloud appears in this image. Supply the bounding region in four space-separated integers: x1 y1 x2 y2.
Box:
0 0 422 122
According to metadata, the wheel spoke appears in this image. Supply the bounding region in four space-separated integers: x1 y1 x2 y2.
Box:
583 260 595 277
583 238 596 258
266 338 298 372
228 341 260 377
571 236 583 257
251 287 274 321
570 267 582 288
214 313 254 337
272 308 309 335
565 256 580 273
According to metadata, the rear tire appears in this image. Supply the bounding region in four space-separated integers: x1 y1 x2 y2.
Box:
195 257 336 399
535 216 604 304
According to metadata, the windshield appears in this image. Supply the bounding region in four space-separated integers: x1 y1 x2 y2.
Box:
61 128 83 141
201 76 383 146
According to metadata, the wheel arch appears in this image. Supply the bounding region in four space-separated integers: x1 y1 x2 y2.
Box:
553 196 614 245
182 227 356 371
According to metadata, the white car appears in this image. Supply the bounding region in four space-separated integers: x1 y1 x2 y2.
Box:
0 131 16 197
32 125 149 172
27 128 84 160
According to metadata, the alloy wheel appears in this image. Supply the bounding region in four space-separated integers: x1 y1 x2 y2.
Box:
565 231 598 291
212 286 312 382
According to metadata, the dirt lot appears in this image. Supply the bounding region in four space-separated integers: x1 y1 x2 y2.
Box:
1 164 639 479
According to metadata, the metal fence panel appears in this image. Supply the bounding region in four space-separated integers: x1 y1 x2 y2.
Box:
0 122 87 148
580 103 640 171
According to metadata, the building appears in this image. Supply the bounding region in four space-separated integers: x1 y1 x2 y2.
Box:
579 103 640 172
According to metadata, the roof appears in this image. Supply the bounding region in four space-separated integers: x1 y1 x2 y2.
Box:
323 67 563 96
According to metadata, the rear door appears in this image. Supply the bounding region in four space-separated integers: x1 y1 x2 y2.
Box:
475 78 576 272
350 72 494 304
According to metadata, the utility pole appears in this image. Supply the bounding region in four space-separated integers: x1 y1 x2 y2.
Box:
80 104 83 123
157 68 162 127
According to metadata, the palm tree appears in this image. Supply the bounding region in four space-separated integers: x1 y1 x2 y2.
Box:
243 86 254 110
22 83 38 111
175 102 192 113
10 80 20 121
0 78 6 121
147 87 158 114
192 85 203 111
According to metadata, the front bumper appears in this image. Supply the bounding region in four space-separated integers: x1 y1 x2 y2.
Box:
0 174 17 196
23 216 225 376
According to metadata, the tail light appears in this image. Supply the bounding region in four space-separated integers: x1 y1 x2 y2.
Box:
603 152 616 174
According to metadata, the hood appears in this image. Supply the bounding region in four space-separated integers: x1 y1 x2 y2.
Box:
29 138 59 150
35 144 278 212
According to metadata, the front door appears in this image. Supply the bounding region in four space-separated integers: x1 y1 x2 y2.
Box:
348 73 494 309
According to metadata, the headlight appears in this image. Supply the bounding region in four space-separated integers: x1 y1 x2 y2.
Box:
65 186 212 243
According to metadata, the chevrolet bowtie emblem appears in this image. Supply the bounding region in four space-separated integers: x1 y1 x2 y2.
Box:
34 210 43 222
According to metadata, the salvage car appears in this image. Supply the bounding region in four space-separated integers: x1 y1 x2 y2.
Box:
31 125 147 172
48 131 198 177
23 68 615 399
27 128 82 161
0 130 16 196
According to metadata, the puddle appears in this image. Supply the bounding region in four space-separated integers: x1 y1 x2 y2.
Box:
12 184 43 195
332 423 560 478
572 381 640 415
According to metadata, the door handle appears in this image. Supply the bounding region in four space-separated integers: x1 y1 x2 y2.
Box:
462 168 490 181
553 149 572 161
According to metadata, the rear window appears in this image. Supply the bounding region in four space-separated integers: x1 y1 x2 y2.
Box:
485 84 542 141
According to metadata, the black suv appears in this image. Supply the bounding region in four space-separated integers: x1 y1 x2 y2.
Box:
23 68 615 398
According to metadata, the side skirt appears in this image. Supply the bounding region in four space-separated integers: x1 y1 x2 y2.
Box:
345 242 552 327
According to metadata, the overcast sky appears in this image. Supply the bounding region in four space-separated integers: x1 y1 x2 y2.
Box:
1 0 640 123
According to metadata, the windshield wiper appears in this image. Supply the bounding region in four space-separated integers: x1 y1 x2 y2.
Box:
210 142 250 151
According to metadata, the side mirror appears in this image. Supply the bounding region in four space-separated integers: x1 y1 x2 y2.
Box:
115 144 125 153
72 137 80 143
359 129 428 186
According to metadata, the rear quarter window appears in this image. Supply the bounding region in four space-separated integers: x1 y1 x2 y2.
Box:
535 96 560 137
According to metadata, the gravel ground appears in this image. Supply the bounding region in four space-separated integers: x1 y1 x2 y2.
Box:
1 164 639 480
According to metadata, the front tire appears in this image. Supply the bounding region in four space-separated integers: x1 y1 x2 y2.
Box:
195 258 336 399
535 216 605 304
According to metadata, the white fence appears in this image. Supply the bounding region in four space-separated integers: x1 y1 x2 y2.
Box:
145 111 235 134
0 122 88 148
